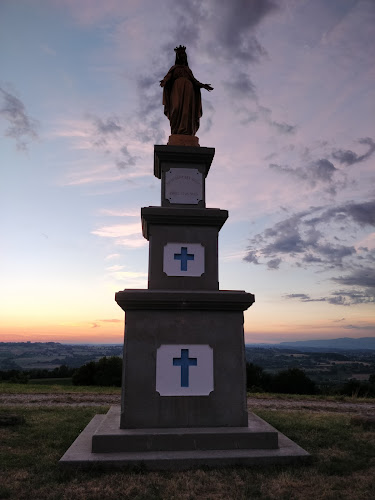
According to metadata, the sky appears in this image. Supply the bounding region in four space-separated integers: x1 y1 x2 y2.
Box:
1 0 374 344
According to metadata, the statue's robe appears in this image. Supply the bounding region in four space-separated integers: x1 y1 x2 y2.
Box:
162 65 203 135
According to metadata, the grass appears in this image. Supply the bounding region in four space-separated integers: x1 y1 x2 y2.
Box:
0 382 121 394
2 382 375 403
29 378 73 386
0 406 374 500
248 391 375 404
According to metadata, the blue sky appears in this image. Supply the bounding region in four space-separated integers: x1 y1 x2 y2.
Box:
1 0 374 343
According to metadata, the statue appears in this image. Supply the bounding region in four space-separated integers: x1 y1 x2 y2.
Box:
160 46 213 143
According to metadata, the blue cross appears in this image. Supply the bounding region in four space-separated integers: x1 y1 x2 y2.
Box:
174 247 194 271
173 349 197 387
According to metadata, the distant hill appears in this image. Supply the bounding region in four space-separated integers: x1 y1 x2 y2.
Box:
278 337 375 351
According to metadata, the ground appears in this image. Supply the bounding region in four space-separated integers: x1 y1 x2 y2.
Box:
1 392 374 416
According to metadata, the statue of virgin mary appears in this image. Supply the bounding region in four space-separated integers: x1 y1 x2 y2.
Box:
160 46 213 138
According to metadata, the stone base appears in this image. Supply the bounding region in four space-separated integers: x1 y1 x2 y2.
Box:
115 290 253 429
168 135 199 147
59 406 310 470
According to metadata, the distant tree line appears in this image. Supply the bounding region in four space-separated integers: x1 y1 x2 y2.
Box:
0 365 75 384
246 362 375 397
1 357 374 396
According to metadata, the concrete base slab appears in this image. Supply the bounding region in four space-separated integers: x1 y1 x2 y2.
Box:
59 406 310 470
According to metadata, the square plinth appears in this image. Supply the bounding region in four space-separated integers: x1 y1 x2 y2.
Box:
115 290 254 429
141 207 228 290
59 406 310 470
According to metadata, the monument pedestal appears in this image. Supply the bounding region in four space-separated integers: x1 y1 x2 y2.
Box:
116 289 253 429
60 144 309 469
59 406 309 470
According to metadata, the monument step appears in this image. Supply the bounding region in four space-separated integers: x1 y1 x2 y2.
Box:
59 408 310 471
91 406 278 453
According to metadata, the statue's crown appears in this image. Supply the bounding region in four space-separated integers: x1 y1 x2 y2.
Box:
174 45 186 53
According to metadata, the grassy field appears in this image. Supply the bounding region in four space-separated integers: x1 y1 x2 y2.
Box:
29 378 73 386
0 382 121 394
2 381 375 404
0 404 374 500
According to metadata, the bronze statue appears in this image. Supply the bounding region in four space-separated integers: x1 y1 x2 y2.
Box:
160 46 213 137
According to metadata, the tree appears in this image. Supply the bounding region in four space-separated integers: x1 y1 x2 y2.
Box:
270 368 316 395
72 356 122 386
246 362 272 392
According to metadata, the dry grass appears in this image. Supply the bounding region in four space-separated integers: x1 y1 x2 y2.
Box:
0 406 374 500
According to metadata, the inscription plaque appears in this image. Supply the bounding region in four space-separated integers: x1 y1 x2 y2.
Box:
165 167 203 204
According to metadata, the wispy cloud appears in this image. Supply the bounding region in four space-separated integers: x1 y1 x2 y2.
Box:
105 265 124 272
285 286 375 307
92 223 141 238
92 222 146 249
99 208 139 217
0 86 38 150
270 158 339 194
106 269 148 287
104 253 121 260
332 137 375 166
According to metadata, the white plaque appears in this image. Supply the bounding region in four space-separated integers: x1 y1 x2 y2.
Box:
163 243 204 277
156 344 214 396
165 168 203 204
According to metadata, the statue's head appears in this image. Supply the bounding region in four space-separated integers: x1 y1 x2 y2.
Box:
174 45 188 66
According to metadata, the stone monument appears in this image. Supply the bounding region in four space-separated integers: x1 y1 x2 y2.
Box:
60 47 309 469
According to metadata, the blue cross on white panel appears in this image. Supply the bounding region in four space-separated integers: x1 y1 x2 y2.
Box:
163 243 205 277
156 345 214 396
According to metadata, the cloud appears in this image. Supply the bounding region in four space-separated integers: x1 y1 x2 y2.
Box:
312 200 375 228
284 293 325 303
252 203 375 307
332 267 375 289
271 121 296 134
245 200 375 271
106 269 148 286
104 253 121 260
343 323 375 330
257 105 296 135
223 72 257 99
208 0 278 63
92 222 146 249
92 223 141 239
116 146 138 170
243 250 260 265
96 319 122 324
99 209 139 217
166 0 208 49
89 114 122 147
106 265 124 272
125 68 167 145
0 86 38 150
267 258 281 270
165 0 278 64
285 287 375 307
116 238 147 249
236 102 296 133
270 158 337 187
332 137 375 165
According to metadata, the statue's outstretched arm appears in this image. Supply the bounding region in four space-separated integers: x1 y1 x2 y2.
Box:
189 69 213 91
160 66 174 87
